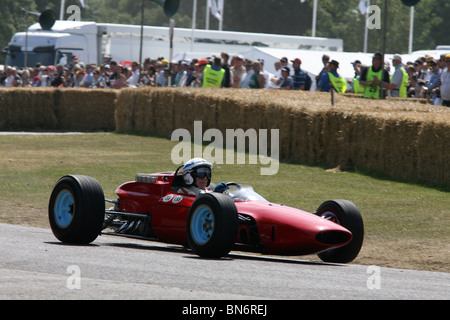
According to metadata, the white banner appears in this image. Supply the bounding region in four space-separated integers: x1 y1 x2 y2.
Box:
359 0 367 14
209 0 222 21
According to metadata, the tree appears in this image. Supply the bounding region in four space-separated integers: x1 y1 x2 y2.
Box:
1 0 450 65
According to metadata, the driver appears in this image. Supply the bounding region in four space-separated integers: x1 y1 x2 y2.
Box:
179 158 228 195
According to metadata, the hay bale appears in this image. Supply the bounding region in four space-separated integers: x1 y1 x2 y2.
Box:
115 88 138 132
417 120 450 186
150 88 175 138
0 88 58 130
58 89 116 131
133 88 155 134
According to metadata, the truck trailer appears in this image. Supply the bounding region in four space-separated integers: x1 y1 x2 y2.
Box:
4 20 344 69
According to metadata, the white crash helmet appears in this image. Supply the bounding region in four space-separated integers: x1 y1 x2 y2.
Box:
183 158 213 187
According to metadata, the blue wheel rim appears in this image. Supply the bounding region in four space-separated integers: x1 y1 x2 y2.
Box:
54 190 74 228
190 205 214 245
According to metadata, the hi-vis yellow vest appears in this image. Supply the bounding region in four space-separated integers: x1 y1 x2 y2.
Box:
202 64 225 88
328 72 347 93
353 78 364 94
364 67 383 99
390 66 408 98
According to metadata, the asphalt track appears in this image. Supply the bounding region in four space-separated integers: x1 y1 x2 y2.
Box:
0 223 448 301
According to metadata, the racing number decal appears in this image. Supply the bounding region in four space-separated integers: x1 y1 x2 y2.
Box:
162 194 183 204
163 194 174 202
172 195 183 204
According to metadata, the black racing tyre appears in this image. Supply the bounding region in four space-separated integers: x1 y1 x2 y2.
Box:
186 192 239 258
315 199 364 263
49 175 105 244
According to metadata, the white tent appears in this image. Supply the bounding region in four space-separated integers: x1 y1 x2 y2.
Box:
174 47 450 90
240 47 449 77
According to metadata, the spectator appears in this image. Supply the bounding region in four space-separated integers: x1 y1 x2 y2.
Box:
240 59 254 88
0 67 5 86
389 54 408 98
69 54 79 70
247 61 266 89
156 68 169 87
38 66 51 87
181 59 198 87
427 58 442 105
114 65 128 89
230 54 246 88
270 57 289 88
257 59 271 89
127 61 140 87
74 70 86 88
315 54 330 87
190 58 208 87
349 60 365 94
277 67 293 90
406 65 416 98
174 60 188 86
4 67 22 87
167 61 177 86
221 52 231 88
63 67 74 88
291 58 307 90
440 54 450 107
80 64 95 87
438 54 447 72
411 59 427 98
141 64 157 87
92 69 106 88
51 64 65 87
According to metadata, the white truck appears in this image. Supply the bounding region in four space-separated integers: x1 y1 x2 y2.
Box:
4 20 344 69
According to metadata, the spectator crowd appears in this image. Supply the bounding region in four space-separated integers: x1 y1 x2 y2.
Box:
1 50 450 106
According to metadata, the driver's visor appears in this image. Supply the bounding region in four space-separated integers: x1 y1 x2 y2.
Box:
195 167 211 179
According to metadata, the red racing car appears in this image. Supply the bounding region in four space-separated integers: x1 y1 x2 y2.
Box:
49 167 364 263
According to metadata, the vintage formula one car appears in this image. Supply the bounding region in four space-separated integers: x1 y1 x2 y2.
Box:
48 166 364 263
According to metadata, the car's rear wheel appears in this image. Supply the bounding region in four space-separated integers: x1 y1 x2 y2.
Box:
49 175 105 244
186 193 238 258
315 199 364 263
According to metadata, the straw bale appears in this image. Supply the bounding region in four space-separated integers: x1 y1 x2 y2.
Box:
150 88 175 138
115 88 138 132
417 120 450 186
133 88 155 134
57 89 116 131
289 108 325 164
0 88 58 130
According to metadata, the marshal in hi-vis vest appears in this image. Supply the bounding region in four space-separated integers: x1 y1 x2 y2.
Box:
328 72 348 93
364 67 383 99
202 64 225 88
390 66 409 98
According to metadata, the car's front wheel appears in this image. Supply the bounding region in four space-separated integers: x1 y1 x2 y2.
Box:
49 175 105 244
315 199 364 263
186 193 238 258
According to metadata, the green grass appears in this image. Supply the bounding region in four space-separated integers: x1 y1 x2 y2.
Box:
0 133 448 272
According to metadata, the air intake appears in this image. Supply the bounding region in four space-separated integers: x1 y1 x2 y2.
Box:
316 230 351 245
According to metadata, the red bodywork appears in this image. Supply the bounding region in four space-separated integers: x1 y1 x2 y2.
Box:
115 172 352 256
